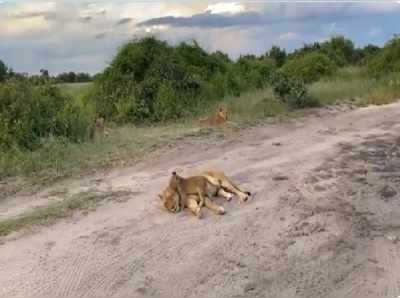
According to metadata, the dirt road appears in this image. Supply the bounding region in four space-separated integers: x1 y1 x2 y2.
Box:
1 102 400 298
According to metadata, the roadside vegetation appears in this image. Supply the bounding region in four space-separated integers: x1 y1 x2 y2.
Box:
1 35 400 180
0 190 132 237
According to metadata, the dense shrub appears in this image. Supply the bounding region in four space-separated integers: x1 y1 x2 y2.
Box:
288 36 359 67
91 38 203 123
90 37 274 124
56 72 92 83
281 52 337 83
0 78 93 151
270 72 318 108
356 44 381 66
321 36 357 66
235 56 277 89
368 36 400 77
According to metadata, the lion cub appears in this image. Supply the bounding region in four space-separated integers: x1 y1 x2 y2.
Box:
198 107 228 126
94 116 109 138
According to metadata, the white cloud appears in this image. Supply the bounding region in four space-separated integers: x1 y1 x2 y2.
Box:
1 0 399 74
0 17 50 37
206 2 246 15
80 2 109 17
8 1 56 17
144 25 169 33
278 32 301 41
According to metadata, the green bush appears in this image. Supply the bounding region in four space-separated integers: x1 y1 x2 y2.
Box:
321 36 357 66
270 72 318 108
152 83 183 121
368 36 400 77
90 37 274 124
289 36 358 67
0 78 94 151
356 44 381 66
267 46 287 67
282 52 337 83
235 56 276 89
91 38 208 123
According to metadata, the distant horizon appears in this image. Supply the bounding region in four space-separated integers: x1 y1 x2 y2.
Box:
1 1 399 75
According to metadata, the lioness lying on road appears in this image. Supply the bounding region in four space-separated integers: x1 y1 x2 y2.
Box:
158 170 251 218
198 107 228 126
202 170 251 203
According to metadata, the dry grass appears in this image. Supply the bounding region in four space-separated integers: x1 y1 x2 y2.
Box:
223 88 289 121
309 67 400 106
309 67 372 104
0 190 132 237
0 122 205 179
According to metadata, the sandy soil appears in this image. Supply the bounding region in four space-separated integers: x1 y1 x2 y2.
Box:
1 102 400 298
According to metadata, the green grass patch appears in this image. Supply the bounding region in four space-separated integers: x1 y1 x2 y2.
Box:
309 67 400 105
309 67 372 104
0 190 131 237
223 88 289 121
364 73 400 105
58 82 93 98
0 122 201 179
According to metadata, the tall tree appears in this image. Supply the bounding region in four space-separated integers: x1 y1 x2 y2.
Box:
268 46 287 67
0 60 8 82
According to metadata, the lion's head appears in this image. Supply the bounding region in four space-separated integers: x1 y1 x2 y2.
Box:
158 186 180 213
217 107 228 123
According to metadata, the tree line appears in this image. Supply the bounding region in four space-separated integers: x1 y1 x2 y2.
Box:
0 34 399 155
0 64 94 84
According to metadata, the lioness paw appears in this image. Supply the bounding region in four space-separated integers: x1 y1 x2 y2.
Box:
196 209 203 219
218 207 226 215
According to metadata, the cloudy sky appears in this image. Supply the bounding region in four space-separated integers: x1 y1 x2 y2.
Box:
0 0 399 74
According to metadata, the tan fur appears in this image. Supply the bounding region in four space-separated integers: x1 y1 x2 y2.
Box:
198 107 228 126
94 117 109 138
160 172 221 217
159 172 225 218
202 170 251 203
158 170 251 218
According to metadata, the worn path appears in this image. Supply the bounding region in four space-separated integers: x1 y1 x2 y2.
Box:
1 103 400 298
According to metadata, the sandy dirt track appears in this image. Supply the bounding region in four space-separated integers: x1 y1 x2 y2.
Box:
1 103 400 298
